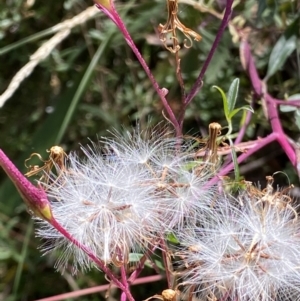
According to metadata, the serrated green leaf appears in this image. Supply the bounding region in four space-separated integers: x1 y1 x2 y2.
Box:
227 78 240 113
265 15 299 81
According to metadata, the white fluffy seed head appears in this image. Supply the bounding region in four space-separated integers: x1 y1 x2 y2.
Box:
36 127 217 273
37 154 162 273
177 187 300 301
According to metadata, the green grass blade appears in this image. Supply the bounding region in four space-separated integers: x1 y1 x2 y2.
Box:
55 31 115 144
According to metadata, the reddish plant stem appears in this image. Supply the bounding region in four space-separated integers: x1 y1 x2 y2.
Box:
240 40 296 166
120 265 129 301
234 98 255 145
50 219 137 300
183 0 234 109
223 97 254 167
207 133 278 186
128 243 158 283
274 99 300 107
159 237 173 289
95 2 181 136
34 275 163 301
265 94 295 164
0 149 135 301
0 149 51 220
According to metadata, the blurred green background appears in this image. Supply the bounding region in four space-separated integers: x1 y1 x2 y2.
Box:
0 0 299 300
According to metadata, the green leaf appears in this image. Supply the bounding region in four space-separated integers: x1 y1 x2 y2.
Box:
288 94 300 100
55 31 114 144
0 247 12 260
265 15 299 81
294 109 300 131
167 232 179 244
129 253 143 262
228 105 254 119
257 0 267 20
227 78 240 113
129 253 165 270
0 27 58 56
280 103 298 112
213 85 229 121
280 94 300 112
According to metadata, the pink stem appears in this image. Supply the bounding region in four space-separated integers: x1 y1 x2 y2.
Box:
223 98 254 166
240 40 296 166
0 149 50 220
95 2 181 136
266 94 296 164
274 99 300 107
207 133 277 186
234 98 254 145
128 243 157 283
34 275 162 301
120 265 130 301
51 220 135 301
184 0 234 107
0 149 135 301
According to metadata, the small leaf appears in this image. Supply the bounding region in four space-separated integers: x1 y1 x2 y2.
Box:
129 253 143 262
280 104 297 112
288 94 300 100
152 259 165 270
257 0 267 20
228 105 254 119
295 109 300 131
167 232 179 244
265 15 299 81
0 247 12 260
227 78 240 113
279 94 300 112
213 85 230 121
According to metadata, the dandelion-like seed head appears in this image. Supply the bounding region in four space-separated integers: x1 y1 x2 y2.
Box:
35 126 218 273
162 166 218 232
37 152 162 272
177 183 300 301
37 124 219 272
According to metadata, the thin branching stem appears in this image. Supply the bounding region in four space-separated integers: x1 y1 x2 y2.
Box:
95 1 181 136
184 0 234 106
240 40 296 166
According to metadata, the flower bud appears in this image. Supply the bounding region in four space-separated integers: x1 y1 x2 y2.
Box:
94 0 112 10
0 149 53 221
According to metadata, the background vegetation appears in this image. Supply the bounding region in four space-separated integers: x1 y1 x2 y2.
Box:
0 0 299 300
